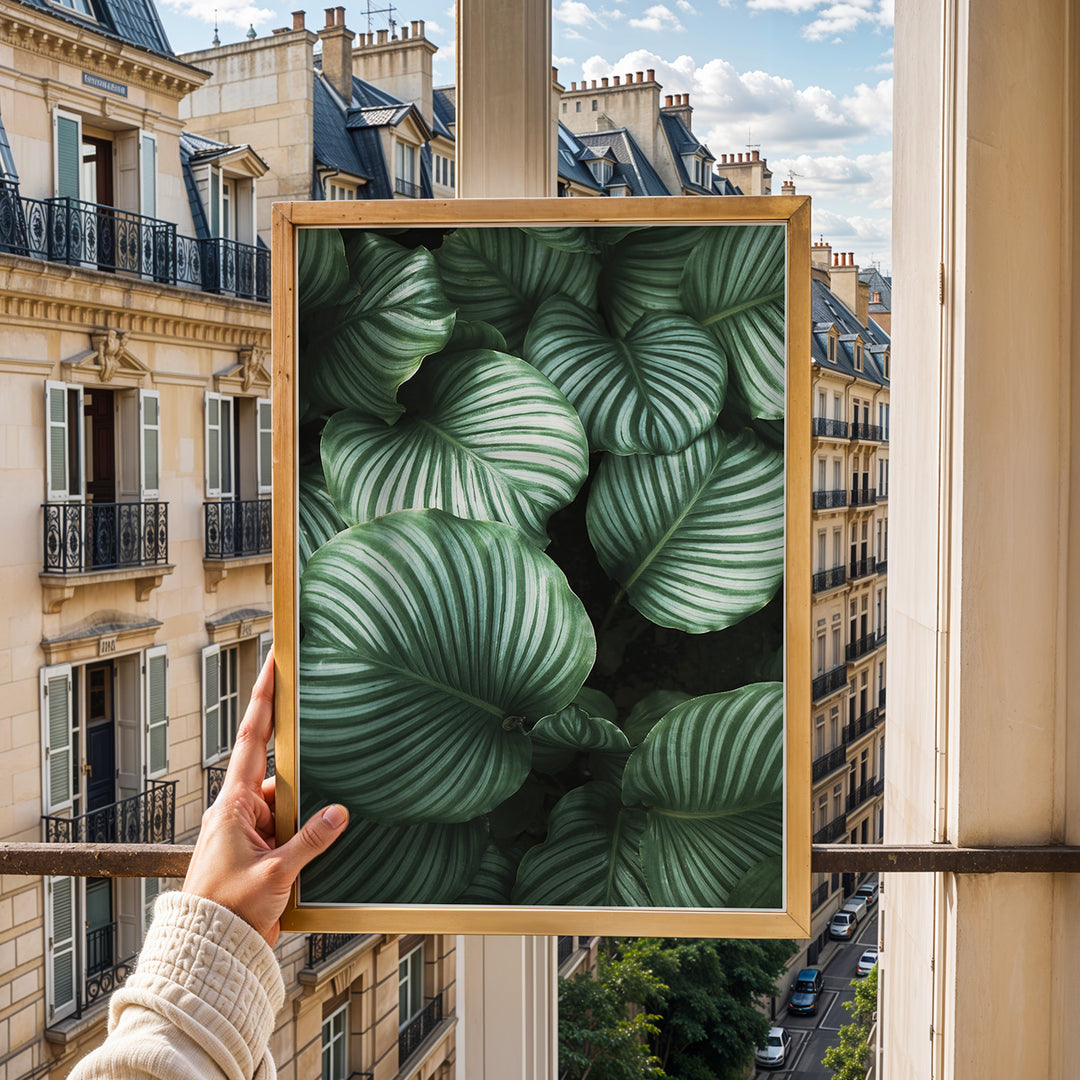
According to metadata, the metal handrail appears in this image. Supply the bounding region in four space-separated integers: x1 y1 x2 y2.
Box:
42 501 168 573
812 565 847 592
43 780 176 844
812 744 848 782
812 665 847 701
307 933 357 967
203 499 272 559
399 993 443 1065
812 417 849 438
812 489 848 510
395 177 422 198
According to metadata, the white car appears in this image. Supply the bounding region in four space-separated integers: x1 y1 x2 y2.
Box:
754 1026 792 1069
856 947 879 976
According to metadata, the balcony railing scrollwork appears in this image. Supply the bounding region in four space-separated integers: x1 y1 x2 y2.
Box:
812 744 848 782
813 814 847 845
811 881 832 909
307 933 357 967
846 631 879 662
558 935 574 966
203 499 272 559
850 423 883 441
850 487 878 507
843 707 880 745
43 780 176 844
812 417 849 438
847 776 884 814
812 489 848 510
42 501 168 573
812 566 846 593
78 921 136 1019
849 556 877 580
812 664 847 702
399 993 443 1066
395 177 422 198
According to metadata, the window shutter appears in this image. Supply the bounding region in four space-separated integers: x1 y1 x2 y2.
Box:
53 112 80 200
258 630 273 671
257 398 272 495
219 395 233 498
144 645 169 779
40 664 73 816
201 644 221 767
205 392 221 498
45 381 71 502
209 167 221 237
142 876 161 933
140 133 157 219
45 876 77 1022
139 389 161 500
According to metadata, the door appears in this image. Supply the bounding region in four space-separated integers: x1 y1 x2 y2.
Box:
115 654 141 802
84 663 115 816
85 390 116 505
84 877 114 976
82 135 115 268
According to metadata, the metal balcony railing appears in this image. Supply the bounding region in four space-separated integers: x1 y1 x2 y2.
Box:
846 631 879 662
813 814 847 845
558 936 574 966
850 487 878 507
78 921 136 1019
847 776 883 814
812 489 848 510
843 707 880 745
811 881 832 909
203 499 272 559
877 558 888 575
850 423 883 441
849 556 877 580
0 186 269 302
812 566 847 593
207 753 274 809
879 687 887 712
42 501 168 573
812 664 847 702
812 744 848 782
307 933 357 967
812 417 849 438
395 177 422 198
399 993 443 1066
43 780 176 844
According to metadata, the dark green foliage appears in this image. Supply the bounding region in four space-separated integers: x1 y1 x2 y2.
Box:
822 966 877 1080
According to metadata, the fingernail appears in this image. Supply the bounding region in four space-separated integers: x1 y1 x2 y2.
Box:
323 804 348 829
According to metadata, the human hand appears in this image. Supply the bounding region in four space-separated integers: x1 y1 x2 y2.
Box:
182 648 348 945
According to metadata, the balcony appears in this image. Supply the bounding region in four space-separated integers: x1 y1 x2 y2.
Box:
812 565 847 593
207 752 274 809
77 921 136 1019
811 881 833 910
399 993 444 1067
849 556 878 580
558 935 575 966
812 489 848 510
843 707 882 745
307 933 357 967
812 744 848 782
846 631 879 662
43 501 168 574
812 664 847 702
850 423 883 441
812 417 849 438
813 814 847 845
43 780 176 844
846 776 884 814
0 186 268 302
877 558 888 575
879 687 887 713
395 177 422 198
850 487 878 507
204 500 272 559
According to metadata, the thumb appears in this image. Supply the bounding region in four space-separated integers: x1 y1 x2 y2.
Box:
277 804 349 877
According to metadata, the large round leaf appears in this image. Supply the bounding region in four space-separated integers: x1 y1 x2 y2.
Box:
299 810 486 904
524 297 727 455
299 510 596 823
320 350 588 548
621 683 784 908
434 228 600 352
587 426 784 633
680 225 786 419
456 844 520 904
298 462 348 573
623 689 691 746
298 228 353 310
598 226 707 337
529 705 631 774
305 232 456 422
512 782 650 906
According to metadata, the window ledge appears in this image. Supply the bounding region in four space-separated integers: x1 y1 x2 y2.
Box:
40 565 174 613
297 933 382 991
396 1016 456 1080
203 554 272 593
45 998 110 1047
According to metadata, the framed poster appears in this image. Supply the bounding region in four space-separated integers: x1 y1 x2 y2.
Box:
272 197 811 937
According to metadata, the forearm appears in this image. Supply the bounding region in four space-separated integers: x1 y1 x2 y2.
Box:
68 892 285 1080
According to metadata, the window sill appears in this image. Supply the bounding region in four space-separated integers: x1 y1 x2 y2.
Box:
45 998 110 1047
40 564 174 613
203 554 272 593
297 933 381 991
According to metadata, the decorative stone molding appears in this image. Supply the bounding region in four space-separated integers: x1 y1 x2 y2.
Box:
39 565 174 613
213 345 271 396
203 554 273 593
204 605 271 642
65 328 150 385
41 613 162 665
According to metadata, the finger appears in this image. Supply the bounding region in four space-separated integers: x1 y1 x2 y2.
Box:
273 804 349 879
261 775 276 810
226 648 275 789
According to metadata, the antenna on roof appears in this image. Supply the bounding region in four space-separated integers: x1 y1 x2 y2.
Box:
745 127 760 154
362 0 399 34
212 9 220 46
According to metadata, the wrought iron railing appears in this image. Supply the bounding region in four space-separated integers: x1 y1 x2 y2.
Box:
850 487 878 506
395 177 422 198
846 631 879 662
78 921 136 1018
43 780 176 844
813 814 847 845
204 499 272 559
399 993 443 1065
207 754 274 809
879 687 887 711
847 776 883 814
844 707 880 745
812 664 847 702
307 933 357 967
812 566 846 593
812 489 848 510
811 417 849 438
811 881 832 909
849 556 877 580
876 558 888 575
42 501 168 573
0 187 268 302
558 935 574 966
812 744 848 782
850 423 883 441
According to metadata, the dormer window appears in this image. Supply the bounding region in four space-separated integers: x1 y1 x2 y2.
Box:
327 181 357 200
872 291 882 304
588 159 613 185
854 342 864 371
50 0 96 19
828 335 837 363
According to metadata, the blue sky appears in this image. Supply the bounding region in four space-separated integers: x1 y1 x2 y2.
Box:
161 0 893 273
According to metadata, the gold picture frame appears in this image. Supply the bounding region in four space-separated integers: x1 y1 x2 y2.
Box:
273 196 811 937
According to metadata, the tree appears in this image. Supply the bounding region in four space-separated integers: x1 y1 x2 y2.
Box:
822 966 878 1080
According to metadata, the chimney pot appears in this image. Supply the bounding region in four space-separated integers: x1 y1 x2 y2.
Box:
636 71 643 82
613 75 620 86
291 9 305 29
625 72 633 83
571 81 577 90
401 25 409 38
335 5 344 24
834 254 839 266
324 7 334 28
377 28 387 42
601 77 608 87
665 94 673 106
411 19 419 34
646 68 655 81
416 19 424 35
739 153 744 162
591 79 597 88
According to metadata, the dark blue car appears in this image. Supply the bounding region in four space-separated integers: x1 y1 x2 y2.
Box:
788 968 823 1015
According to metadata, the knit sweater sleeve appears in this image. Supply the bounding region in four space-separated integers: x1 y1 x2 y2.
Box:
68 892 286 1080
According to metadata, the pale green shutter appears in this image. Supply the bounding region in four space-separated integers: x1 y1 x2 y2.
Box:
257 398 272 494
139 390 161 499
205 393 221 497
145 645 168 779
54 114 80 200
201 644 221 766
46 876 77 1022
219 396 233 498
258 631 273 671
45 382 69 501
40 664 73 815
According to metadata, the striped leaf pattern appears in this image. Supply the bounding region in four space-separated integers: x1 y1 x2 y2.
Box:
297 463 348 573
320 350 588 548
305 232 455 422
433 228 600 352
681 225 787 419
598 226 707 337
300 810 487 904
587 426 784 633
531 705 631 754
522 226 600 254
299 510 595 824
524 297 727 455
456 844 520 904
446 319 508 355
297 228 353 311
622 684 784 907
512 782 650 906
623 689 691 745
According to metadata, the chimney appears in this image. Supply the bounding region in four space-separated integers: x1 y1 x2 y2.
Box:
292 9 305 29
318 6 354 101
781 179 796 195
646 68 655 81
830 252 868 324
401 24 409 38
811 239 832 272
352 14 437 128
661 91 693 131
613 75 620 86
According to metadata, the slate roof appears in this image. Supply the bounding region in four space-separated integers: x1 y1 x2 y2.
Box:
181 131 266 169
178 132 269 239
572 127 670 196
859 266 893 313
810 277 890 386
557 125 603 193
346 104 414 129
312 74 377 190
16 0 173 57
433 87 456 138
659 110 715 195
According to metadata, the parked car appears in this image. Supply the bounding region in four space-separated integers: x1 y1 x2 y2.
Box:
830 910 857 940
842 895 868 924
754 1026 792 1069
856 947 879 976
788 967 824 1015
854 880 879 906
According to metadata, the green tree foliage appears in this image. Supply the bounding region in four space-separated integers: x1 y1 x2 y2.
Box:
822 965 878 1080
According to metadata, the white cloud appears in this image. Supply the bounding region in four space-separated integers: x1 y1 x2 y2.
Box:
745 0 891 40
676 0 698 12
746 0 822 12
424 20 446 35
629 4 685 31
554 0 604 27
163 0 273 32
563 27 586 39
553 54 578 68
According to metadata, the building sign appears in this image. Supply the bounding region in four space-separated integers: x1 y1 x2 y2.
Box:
98 636 117 655
82 72 128 97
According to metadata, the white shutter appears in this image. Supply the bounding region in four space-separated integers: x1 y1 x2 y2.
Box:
205 392 221 498
45 876 78 1022
40 664 73 816
257 397 273 495
139 389 161 500
144 645 169 779
142 876 161 934
258 630 273 671
201 644 222 767
140 132 157 219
